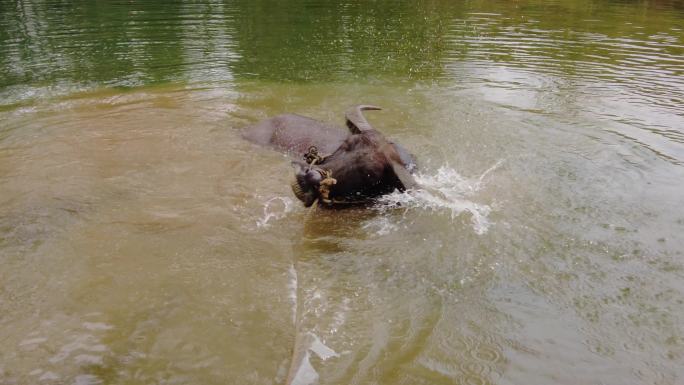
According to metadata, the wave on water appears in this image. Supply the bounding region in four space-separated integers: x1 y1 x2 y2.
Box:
373 160 504 235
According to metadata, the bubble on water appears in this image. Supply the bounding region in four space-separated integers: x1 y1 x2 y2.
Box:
256 196 294 228
374 161 503 235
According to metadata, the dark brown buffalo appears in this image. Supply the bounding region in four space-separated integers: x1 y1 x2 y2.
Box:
242 105 417 207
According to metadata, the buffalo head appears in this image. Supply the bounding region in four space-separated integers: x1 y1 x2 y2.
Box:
291 105 417 207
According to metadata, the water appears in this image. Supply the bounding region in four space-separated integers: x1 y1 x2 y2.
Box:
1 1 683 384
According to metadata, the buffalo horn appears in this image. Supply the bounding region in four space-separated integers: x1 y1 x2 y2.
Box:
345 105 382 133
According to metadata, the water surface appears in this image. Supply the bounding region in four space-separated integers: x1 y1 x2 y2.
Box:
1 1 683 384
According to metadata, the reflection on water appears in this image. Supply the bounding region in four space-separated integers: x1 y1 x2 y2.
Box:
1 1 684 384
2 0 682 163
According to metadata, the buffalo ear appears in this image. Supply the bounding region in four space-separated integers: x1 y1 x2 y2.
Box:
389 161 418 191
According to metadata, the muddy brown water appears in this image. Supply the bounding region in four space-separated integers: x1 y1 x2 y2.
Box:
1 1 683 384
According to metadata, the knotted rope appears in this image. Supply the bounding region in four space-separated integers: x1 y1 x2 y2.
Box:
303 145 326 165
302 146 337 206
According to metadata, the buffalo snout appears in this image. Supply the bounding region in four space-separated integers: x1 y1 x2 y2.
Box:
291 161 323 207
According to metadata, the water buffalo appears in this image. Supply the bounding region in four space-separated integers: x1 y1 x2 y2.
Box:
242 105 418 207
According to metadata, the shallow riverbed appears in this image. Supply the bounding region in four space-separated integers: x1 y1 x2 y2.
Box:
1 1 683 384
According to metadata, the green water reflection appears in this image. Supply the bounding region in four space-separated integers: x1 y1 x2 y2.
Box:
4 0 681 161
1 0 682 90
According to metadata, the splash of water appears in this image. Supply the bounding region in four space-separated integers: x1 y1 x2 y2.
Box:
256 197 294 228
374 160 503 235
